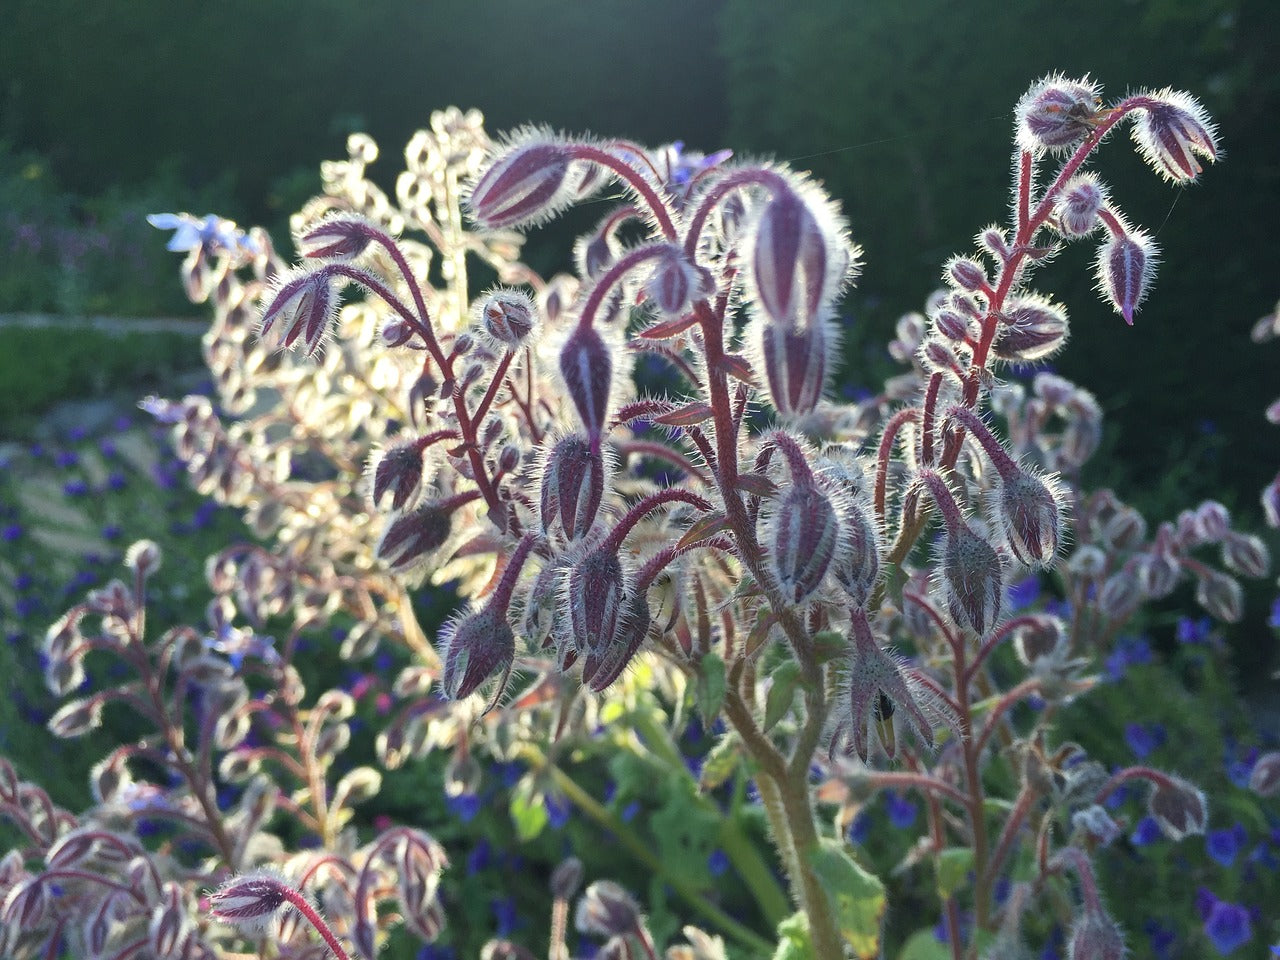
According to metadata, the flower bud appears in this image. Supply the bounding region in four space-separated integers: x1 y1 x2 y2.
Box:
768 483 841 604
579 230 619 280
1066 544 1106 579
482 943 539 960
540 434 606 541
1221 531 1269 578
468 132 576 229
124 539 163 579
946 255 987 292
298 214 375 261
575 880 640 937
756 316 832 418
1016 75 1102 153
1134 550 1180 599
551 857 585 900
1102 506 1146 550
566 548 628 665
1095 226 1157 326
260 268 340 356
376 499 459 572
1012 615 1067 667
559 325 614 445
477 288 537 347
1072 805 1121 847
932 308 971 342
1195 569 1242 622
382 317 415 347
371 439 425 511
994 295 1070 364
747 180 849 328
644 245 714 316
1247 752 1280 797
1195 500 1231 540
941 525 1004 635
440 604 516 700
1098 570 1141 620
1147 774 1207 840
1067 910 1125 960
996 470 1063 568
1055 175 1108 237
833 503 880 605
585 590 651 693
1129 89 1218 183
1264 474 1280 528
208 870 293 933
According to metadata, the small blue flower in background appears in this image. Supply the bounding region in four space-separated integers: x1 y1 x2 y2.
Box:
1007 576 1041 612
848 810 871 845
1143 919 1177 960
445 791 481 823
1197 889 1253 955
1205 824 1248 868
545 792 570 829
62 479 89 497
492 896 519 936
1124 722 1166 760
1177 615 1213 644
708 849 730 877
1269 598 1280 630
1130 815 1162 847
53 450 78 468
620 800 641 823
885 791 918 829
2 523 23 541
147 212 259 257
417 945 457 960
1225 747 1258 788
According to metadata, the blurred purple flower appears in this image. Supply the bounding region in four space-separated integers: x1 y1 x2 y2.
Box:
708 849 730 877
885 791 918 829
1124 722 1166 759
1130 816 1162 847
1204 898 1252 955
849 811 872 845
2 523 23 541
1007 575 1041 611
1206 824 1248 868
445 791 481 823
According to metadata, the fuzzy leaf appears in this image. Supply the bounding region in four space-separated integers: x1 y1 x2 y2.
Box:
807 840 886 959
764 660 801 732
720 352 756 384
696 653 727 726
935 848 974 900
654 401 715 427
677 512 730 550
698 733 742 793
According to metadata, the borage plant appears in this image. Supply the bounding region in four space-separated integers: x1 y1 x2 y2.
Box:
5 79 1270 960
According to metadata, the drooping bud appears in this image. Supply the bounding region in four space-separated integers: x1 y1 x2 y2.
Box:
1095 226 1157 326
477 288 537 348
584 590 652 693
833 503 881 605
1055 175 1108 237
644 245 714 316
1134 549 1180 598
371 439 426 511
1016 75 1103 153
565 548 628 673
298 214 376 261
932 308 971 342
767 483 842 604
1098 570 1141 620
124 539 163 580
575 881 640 937
1194 569 1243 622
1195 500 1231 540
376 496 471 572
382 317 415 347
540 434 606 540
994 295 1070 364
259 268 340 356
755 316 833 418
467 132 576 229
440 604 516 700
995 469 1064 568
1221 531 1269 578
1067 910 1126 960
559 325 614 446
1147 774 1207 840
1129 89 1218 183
941 525 1004 635
1012 615 1067 667
208 870 294 934
1247 752 1280 797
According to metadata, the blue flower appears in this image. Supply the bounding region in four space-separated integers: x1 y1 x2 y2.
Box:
545 792 570 829
147 212 258 257
492 895 519 936
1124 722 1165 760
1177 615 1213 644
2 523 23 541
1204 899 1252 955
1206 824 1248 868
417 946 457 960
467 838 492 875
708 849 730 877
885 791 918 829
848 810 871 845
54 450 78 468
1130 816 1162 847
1269 598 1280 630
63 479 89 497
1007 576 1041 612
446 791 481 823
620 800 641 823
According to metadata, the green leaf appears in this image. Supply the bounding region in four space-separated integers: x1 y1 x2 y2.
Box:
897 928 952 960
764 660 801 731
773 913 814 960
696 652 727 725
698 733 742 793
812 630 848 665
807 840 886 959
935 847 974 900
509 775 548 842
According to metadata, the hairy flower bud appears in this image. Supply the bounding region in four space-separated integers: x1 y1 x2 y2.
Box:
298 214 375 261
833 503 880 605
768 483 841 603
1095 226 1157 326
996 470 1064 568
208 870 294 933
371 439 425 511
559 325 614 445
1147 775 1207 840
575 880 640 937
566 548 628 668
540 434 606 540
551 857 585 900
125 539 163 579
1012 615 1067 667
1195 569 1243 622
995 295 1070 364
644 245 714 316
946 255 988 292
1129 89 1218 183
756 316 832 418
1248 752 1280 797
941 525 1004 635
1221 531 1269 578
1134 550 1180 599
1055 174 1108 237
477 288 537 347
585 590 651 693
440 604 516 700
1098 570 1141 619
260 268 340 356
1016 74 1103 153
1067 910 1125 960
468 132 576 228
376 498 465 572
932 308 971 342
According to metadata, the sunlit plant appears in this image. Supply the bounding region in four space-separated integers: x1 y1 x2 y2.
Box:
4 78 1273 960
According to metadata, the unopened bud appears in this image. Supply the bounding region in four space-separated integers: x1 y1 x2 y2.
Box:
1072 805 1121 847
645 245 714 316
440 605 516 700
1248 752 1280 797
1067 909 1125 960
1098 570 1141 619
980 226 1011 261
566 548 628 670
260 268 339 357
756 317 831 418
1055 175 1108 237
377 500 458 572
1095 226 1157 326
586 590 651 693
1129 89 1218 183
1134 550 1180 598
1148 774 1207 840
540 434 606 540
298 214 375 261
1012 615 1066 666
946 256 987 292
382 318 415 347
1195 569 1243 622
933 308 971 341
124 540 163 579
550 857 585 900
497 444 520 474
921 338 963 374
560 325 614 444
575 880 640 937
942 525 1004 635
468 133 576 229
833 503 881 605
1016 75 1102 153
997 470 1063 568
372 440 425 511
208 870 294 933
995 295 1070 364
1221 531 1269 578
1102 506 1146 550
478 288 537 347
1066 544 1106 579
482 943 539 960
768 483 841 604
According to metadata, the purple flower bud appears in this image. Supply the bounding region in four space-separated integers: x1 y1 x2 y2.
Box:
1066 544 1106 579
578 231 619 280
994 295 1070 364
996 470 1063 568
298 214 375 261
376 496 470 572
371 439 426 512
1102 506 1147 550
124 539 163 579
833 503 880 605
208 870 292 933
1222 531 1269 578
1 877 48 929
946 256 987 292
382 318 415 347
932 308 971 342
1016 74 1103 153
149 883 194 960
941 525 1004 635
1072 805 1121 847
768 483 841 604
440 604 516 700
1055 174 1108 237
574 880 640 937
260 268 340 356
559 325 614 446
1135 550 1180 599
551 857 585 900
585 590 651 693
540 434 606 541
468 132 576 229
644 246 713 316
1195 500 1231 540
1012 614 1067 666
478 288 537 347
1264 474 1280 528
1247 751 1280 797
921 338 963 374
1098 570 1141 620
1095 226 1157 326
1129 89 1218 183
756 316 832 418
1195 569 1243 622
1148 774 1208 840
980 225 1011 261
566 548 628 671
1067 910 1125 960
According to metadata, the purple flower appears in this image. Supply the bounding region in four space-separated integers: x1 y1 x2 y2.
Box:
1206 824 1248 868
492 895 519 936
147 212 258 256
54 450 78 468
2 523 23 541
1007 576 1041 611
1130 816 1162 847
1269 598 1280 630
1124 722 1166 759
1225 747 1258 788
620 800 641 823
466 838 492 875
1177 615 1213 644
885 791 918 829
708 849 730 877
446 791 481 823
545 793 570 829
848 811 871 845
1204 899 1252 955
62 479 89 497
